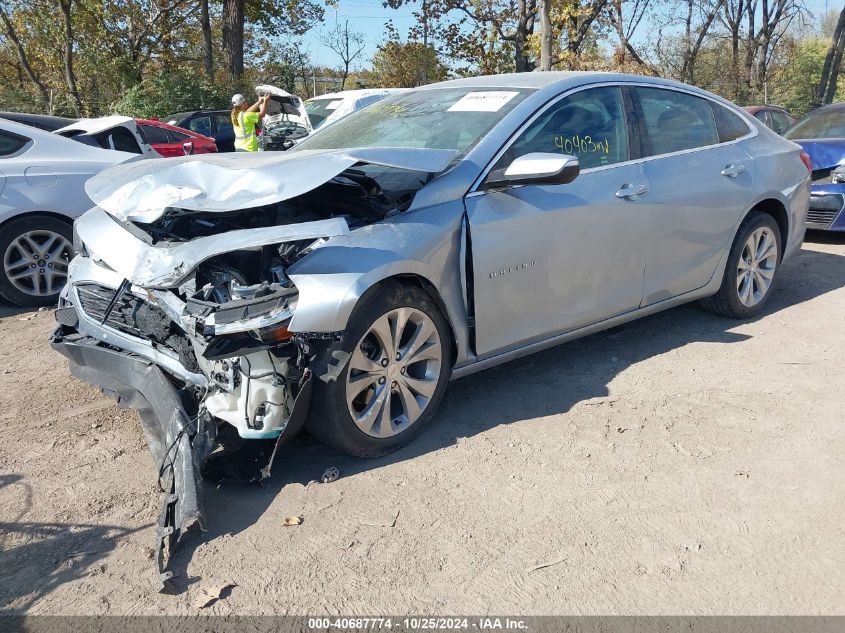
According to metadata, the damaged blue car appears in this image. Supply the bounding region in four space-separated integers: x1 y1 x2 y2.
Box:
784 103 845 231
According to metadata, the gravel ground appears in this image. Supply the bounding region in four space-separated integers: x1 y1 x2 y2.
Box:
0 234 843 615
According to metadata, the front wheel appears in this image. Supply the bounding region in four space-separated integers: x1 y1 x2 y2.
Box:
699 211 781 319
306 281 452 457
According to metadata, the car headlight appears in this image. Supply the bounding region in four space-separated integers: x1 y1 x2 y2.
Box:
832 166 845 184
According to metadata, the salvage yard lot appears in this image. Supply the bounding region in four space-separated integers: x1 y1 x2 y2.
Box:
1 235 843 615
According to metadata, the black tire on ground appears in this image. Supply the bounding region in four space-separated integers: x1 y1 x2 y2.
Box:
699 210 782 319
306 280 453 458
0 215 74 307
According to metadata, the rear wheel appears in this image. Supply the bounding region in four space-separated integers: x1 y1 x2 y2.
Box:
0 215 73 307
699 211 781 319
307 281 452 457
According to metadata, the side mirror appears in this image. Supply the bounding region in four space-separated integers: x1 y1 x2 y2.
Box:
182 141 194 155
485 152 580 189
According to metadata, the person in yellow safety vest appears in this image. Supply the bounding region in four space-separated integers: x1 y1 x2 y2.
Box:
231 93 269 152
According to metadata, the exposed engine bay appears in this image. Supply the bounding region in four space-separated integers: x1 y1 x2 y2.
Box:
256 84 312 152
50 148 453 588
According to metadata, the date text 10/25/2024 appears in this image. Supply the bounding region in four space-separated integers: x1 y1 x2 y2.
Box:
307 617 528 630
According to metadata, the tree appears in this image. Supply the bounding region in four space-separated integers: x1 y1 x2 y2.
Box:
539 0 553 69
222 0 245 79
200 0 213 77
321 20 365 89
373 40 447 86
0 2 49 102
57 0 83 114
607 0 657 72
816 5 845 105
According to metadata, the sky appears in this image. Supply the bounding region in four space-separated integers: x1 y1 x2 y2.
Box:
301 0 840 70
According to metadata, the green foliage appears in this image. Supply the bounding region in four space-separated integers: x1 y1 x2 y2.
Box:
769 38 845 117
110 70 236 119
373 42 447 87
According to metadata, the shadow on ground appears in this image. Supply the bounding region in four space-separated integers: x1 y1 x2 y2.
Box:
159 243 845 591
0 474 148 612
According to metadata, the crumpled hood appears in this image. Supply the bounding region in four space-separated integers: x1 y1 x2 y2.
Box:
84 147 457 223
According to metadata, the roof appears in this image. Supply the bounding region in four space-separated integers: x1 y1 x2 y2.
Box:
424 71 599 90
0 111 76 132
307 88 409 101
744 105 791 113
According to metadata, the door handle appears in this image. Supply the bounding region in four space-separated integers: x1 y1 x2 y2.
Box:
721 163 745 177
615 183 648 199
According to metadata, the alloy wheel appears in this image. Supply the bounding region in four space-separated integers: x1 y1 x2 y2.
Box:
3 230 73 298
736 227 778 308
345 307 443 438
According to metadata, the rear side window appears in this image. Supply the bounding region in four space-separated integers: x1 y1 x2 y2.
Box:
0 130 29 156
140 124 170 145
188 115 212 137
94 127 142 153
634 87 718 156
212 113 233 135
770 111 792 135
711 103 751 142
167 129 189 142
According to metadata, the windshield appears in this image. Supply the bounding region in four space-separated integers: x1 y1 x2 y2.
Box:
305 98 344 129
785 107 845 140
296 88 533 154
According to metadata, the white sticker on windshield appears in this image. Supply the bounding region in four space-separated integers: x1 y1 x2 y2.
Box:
447 91 519 112
325 100 344 110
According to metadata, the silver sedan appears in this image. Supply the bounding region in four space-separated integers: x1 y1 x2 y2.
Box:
0 116 153 305
53 72 809 580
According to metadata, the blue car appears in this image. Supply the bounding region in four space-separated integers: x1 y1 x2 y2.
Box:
784 104 845 231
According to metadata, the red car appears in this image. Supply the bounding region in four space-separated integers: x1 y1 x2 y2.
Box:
744 105 795 135
136 118 218 157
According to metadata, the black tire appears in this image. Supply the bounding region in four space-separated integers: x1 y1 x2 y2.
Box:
699 211 782 319
306 280 453 458
0 215 74 307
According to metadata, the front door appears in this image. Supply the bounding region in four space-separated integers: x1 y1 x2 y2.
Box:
466 85 652 358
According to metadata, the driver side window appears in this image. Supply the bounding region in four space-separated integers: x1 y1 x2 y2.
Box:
495 86 629 171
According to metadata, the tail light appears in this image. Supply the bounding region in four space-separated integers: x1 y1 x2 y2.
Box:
800 152 812 172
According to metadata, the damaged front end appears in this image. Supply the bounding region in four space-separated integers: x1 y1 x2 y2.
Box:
50 148 454 588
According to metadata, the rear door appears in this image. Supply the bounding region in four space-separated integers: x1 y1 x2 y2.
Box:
630 86 754 304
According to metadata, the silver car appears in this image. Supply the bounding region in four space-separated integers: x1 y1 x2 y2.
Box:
52 72 809 582
0 116 155 306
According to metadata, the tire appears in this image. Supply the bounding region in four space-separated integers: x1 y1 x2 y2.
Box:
0 215 74 307
699 211 782 319
306 280 453 457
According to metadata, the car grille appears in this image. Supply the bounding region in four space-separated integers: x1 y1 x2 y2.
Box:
806 194 844 230
75 283 148 340
806 208 838 229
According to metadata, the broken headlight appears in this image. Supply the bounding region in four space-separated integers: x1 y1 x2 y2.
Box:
831 166 845 184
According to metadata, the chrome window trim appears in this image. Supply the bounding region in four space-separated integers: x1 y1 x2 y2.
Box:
467 81 758 196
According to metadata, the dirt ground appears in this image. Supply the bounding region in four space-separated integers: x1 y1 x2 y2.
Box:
0 234 843 616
